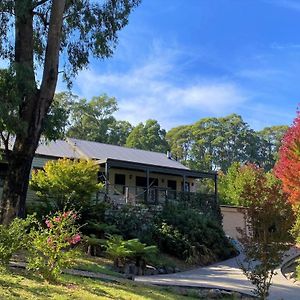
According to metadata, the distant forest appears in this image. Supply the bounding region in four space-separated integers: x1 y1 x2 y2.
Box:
54 92 288 173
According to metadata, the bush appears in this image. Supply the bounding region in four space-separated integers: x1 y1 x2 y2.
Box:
27 210 82 282
30 158 103 212
153 203 236 264
105 203 235 266
104 205 158 245
0 215 35 269
105 235 157 275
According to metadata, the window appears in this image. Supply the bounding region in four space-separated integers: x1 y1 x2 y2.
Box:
115 174 126 185
136 176 158 187
167 180 177 190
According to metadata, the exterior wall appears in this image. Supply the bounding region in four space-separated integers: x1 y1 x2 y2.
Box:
107 168 196 191
102 167 197 205
220 205 247 240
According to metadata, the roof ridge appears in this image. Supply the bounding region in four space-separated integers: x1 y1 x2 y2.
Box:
68 137 170 156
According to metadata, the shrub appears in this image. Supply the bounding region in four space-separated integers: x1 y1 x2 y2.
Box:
105 235 132 269
27 210 82 282
153 203 236 264
104 205 157 244
238 166 294 299
0 215 35 269
105 235 157 275
30 158 103 212
104 203 234 265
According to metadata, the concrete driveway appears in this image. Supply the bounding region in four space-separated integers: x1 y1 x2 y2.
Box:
135 246 300 299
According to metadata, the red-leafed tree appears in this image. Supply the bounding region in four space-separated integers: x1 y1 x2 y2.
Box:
275 110 300 205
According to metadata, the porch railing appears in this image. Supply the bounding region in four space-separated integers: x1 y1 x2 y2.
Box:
96 184 217 209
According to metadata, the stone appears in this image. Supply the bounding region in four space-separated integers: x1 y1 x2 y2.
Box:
124 263 136 275
144 265 158 276
165 266 174 274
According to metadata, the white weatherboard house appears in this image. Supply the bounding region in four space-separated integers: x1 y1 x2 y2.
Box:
0 138 218 206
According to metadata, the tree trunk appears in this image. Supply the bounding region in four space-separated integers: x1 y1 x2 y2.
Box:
0 134 39 224
0 0 66 224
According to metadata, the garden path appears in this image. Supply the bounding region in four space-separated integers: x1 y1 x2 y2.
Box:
135 246 300 300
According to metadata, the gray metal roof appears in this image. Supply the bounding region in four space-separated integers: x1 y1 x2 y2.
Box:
67 138 190 170
36 140 81 158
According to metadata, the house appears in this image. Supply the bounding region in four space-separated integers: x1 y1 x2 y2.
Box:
0 138 218 206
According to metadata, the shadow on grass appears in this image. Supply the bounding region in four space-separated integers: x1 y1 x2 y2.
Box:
0 268 112 300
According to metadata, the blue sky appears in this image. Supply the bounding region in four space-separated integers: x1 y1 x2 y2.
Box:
65 0 300 130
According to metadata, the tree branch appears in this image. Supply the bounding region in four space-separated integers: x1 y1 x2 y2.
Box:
33 11 49 26
33 0 49 8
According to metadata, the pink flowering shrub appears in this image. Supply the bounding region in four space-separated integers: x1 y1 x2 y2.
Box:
27 210 82 282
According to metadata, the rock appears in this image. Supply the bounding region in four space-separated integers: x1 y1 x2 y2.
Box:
144 265 158 276
221 290 233 297
158 268 165 274
232 291 242 298
165 266 174 274
207 289 222 299
124 263 136 275
174 267 181 273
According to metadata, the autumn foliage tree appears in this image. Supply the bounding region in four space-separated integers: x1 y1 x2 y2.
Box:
275 111 300 205
237 165 294 299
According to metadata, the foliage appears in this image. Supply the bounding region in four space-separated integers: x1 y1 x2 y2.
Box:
166 114 286 172
154 203 236 264
0 0 141 224
42 92 75 141
104 202 233 266
105 235 157 274
275 111 300 204
0 0 141 81
27 211 82 282
218 162 263 206
237 166 294 299
105 235 132 268
258 125 288 171
166 125 193 164
67 95 132 145
30 158 103 211
0 215 35 269
126 119 169 153
104 205 156 244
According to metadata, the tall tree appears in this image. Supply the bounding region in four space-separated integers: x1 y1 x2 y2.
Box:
275 112 300 205
0 0 141 224
106 120 133 146
67 95 118 142
258 125 288 171
126 119 169 153
166 125 194 165
188 114 259 172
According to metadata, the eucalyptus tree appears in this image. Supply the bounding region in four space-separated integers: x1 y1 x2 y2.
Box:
0 0 141 224
126 119 169 153
258 125 288 171
67 94 118 143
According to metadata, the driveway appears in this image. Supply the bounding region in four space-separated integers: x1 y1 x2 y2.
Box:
135 246 300 299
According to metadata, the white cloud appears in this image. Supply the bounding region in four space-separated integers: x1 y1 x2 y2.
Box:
74 55 247 129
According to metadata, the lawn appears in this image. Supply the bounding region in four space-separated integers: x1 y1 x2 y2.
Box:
0 268 198 300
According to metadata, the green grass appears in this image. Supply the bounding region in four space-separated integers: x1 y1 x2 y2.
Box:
0 268 199 300
72 255 121 277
